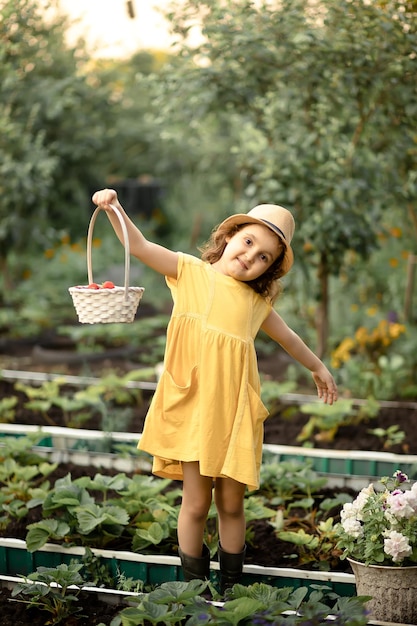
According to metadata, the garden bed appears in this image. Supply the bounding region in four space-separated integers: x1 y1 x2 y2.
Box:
0 457 356 575
2 422 417 489
0 575 411 626
2 368 417 457
0 538 356 596
1 334 417 625
0 574 129 626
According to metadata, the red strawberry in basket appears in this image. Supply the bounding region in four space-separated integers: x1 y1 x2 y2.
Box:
88 283 100 289
102 281 115 289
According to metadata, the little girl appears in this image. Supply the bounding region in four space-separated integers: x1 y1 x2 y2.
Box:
92 189 338 593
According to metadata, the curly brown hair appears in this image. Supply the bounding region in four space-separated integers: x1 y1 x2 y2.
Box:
199 222 286 300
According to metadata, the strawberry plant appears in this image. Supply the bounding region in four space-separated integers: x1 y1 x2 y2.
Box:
118 580 368 625
296 398 379 444
13 370 148 430
367 424 406 450
256 460 328 505
11 563 85 625
15 379 105 428
0 456 57 531
0 396 17 423
25 472 181 553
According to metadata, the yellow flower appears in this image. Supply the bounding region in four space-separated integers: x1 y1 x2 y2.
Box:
44 248 55 259
389 323 406 339
60 234 71 245
331 337 355 368
366 306 378 317
350 304 359 312
389 227 402 238
92 238 102 248
389 258 399 268
355 327 369 345
377 319 388 333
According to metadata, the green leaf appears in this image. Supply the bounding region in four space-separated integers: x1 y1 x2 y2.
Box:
211 597 265 625
277 529 319 549
244 496 276 522
75 503 129 534
148 580 207 603
26 519 71 552
288 497 314 510
133 521 165 547
120 602 170 625
78 473 131 493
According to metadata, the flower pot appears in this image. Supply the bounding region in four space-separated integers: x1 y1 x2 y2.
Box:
348 558 417 624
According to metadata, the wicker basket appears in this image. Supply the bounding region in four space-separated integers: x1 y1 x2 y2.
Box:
69 205 144 324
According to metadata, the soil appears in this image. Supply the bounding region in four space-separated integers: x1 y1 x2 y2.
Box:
0 587 124 626
2 371 416 454
0 460 354 571
1 333 411 623
0 459 356 625
0 374 417 454
1 346 416 455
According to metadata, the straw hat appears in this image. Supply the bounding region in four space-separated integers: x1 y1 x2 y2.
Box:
219 204 295 275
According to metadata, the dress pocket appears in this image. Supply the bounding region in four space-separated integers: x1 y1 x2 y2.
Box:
248 383 269 424
154 366 199 418
234 383 269 455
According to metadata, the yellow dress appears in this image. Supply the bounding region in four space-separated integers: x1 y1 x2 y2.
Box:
138 252 272 491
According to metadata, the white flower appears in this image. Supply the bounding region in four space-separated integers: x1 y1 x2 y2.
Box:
386 489 416 519
340 502 357 520
336 471 417 566
346 484 374 521
340 502 364 538
341 516 364 538
405 483 417 510
355 484 374 511
384 530 412 563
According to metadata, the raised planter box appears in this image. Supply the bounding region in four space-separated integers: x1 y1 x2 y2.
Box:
2 367 417 487
0 573 138 605
2 422 416 490
0 423 151 474
262 443 417 489
0 538 355 597
1 575 405 626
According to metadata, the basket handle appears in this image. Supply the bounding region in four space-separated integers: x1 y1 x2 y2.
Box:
87 204 131 301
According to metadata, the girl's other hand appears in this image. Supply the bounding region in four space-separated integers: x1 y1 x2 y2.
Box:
92 188 119 210
311 369 338 405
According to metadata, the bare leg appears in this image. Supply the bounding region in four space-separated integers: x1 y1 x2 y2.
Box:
177 461 213 557
214 477 246 553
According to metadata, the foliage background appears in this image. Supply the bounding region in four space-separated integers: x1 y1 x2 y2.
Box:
1 0 417 399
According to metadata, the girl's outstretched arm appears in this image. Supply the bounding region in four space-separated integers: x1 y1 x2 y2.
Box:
261 309 338 405
92 188 178 278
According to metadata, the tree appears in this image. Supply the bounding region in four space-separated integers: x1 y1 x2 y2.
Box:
158 0 417 354
0 0 117 287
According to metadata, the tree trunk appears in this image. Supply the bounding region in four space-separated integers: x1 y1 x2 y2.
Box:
315 254 329 358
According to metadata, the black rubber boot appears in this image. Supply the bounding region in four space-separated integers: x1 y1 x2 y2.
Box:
218 542 247 595
179 544 210 582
